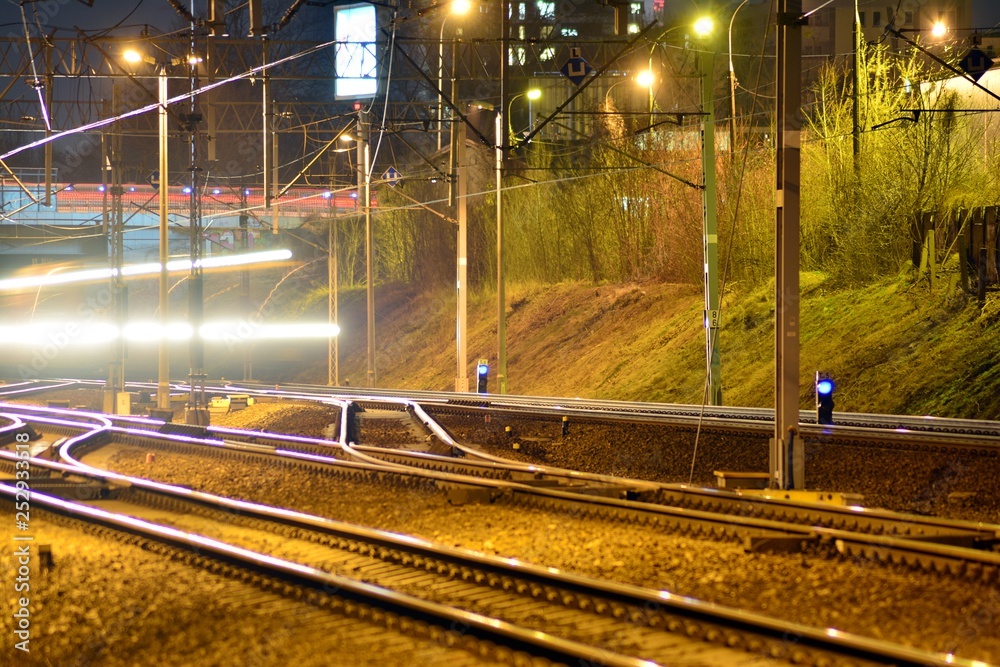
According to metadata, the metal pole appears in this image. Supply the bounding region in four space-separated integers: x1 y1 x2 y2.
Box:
455 87 468 392
852 0 861 163
102 97 114 414
263 37 274 232
700 50 722 406
239 198 251 381
728 0 749 154
272 106 280 231
359 109 375 388
43 43 52 206
773 0 803 489
438 19 447 153
328 209 339 386
497 0 509 395
157 65 171 411
185 31 206 425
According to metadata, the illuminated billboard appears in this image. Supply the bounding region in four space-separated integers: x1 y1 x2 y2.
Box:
334 3 378 99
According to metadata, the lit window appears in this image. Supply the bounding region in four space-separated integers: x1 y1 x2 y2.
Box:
518 3 525 20
537 1 554 19
627 23 639 34
630 2 641 13
561 27 578 37
519 25 526 39
509 46 526 66
540 47 555 61
540 25 552 38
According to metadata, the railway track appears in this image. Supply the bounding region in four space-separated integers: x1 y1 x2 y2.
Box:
4 391 1000 661
0 452 978 667
2 401 998 583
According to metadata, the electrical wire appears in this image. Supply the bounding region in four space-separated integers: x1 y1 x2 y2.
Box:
16 1 51 133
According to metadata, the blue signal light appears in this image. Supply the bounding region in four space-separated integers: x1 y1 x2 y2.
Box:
182 186 192 194
477 364 489 376
816 379 834 396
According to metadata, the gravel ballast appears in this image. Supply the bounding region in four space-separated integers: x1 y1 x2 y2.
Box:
0 509 499 667
90 442 1000 664
430 411 1000 524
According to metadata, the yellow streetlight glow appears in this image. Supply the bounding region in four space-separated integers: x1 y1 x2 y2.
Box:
187 55 203 66
636 69 655 89
123 48 142 63
452 0 472 15
931 21 947 38
694 16 715 38
526 88 541 101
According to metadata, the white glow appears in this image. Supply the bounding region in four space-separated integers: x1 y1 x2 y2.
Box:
334 4 378 99
122 321 194 341
693 16 715 37
0 321 118 345
931 21 947 38
0 268 113 291
199 248 292 269
0 318 337 345
0 250 293 292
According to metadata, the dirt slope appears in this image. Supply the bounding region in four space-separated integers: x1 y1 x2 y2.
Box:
323 273 1000 419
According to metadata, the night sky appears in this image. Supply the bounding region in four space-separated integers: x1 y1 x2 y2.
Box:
21 1 1000 34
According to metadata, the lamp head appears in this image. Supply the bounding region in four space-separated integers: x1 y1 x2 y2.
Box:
451 0 472 15
526 88 541 101
693 16 715 38
635 69 655 89
931 21 947 39
123 48 143 64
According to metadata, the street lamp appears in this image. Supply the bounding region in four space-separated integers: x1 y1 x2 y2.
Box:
691 17 722 406
124 47 178 413
507 88 540 142
728 0 751 153
438 0 470 151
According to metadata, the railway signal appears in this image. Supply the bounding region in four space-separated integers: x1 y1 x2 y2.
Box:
476 359 489 393
816 373 835 425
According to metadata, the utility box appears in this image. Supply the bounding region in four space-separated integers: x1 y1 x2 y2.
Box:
116 392 132 416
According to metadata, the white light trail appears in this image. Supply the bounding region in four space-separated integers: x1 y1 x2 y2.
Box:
0 320 339 345
0 249 293 292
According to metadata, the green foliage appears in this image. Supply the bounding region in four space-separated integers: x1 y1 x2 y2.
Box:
315 43 1000 301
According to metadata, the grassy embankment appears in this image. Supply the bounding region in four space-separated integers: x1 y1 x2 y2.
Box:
307 271 1000 419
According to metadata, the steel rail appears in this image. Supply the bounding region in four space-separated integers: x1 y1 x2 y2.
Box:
0 483 651 667
0 454 980 667
4 400 998 548
18 415 995 581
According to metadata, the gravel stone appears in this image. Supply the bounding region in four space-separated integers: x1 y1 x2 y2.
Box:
89 443 1000 663
0 510 499 666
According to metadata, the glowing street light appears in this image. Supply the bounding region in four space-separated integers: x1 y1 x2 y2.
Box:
694 16 715 38
931 21 947 39
438 0 471 151
507 88 541 141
